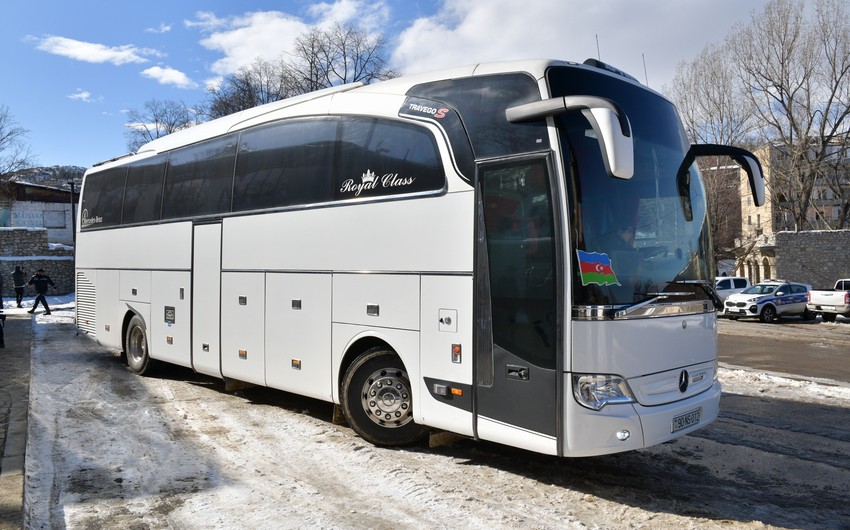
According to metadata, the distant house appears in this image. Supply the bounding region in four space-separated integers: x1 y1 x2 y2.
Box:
0 166 83 245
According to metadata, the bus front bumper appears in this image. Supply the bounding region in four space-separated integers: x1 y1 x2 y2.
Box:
563 379 721 457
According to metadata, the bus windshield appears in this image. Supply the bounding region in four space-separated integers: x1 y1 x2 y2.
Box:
549 66 712 307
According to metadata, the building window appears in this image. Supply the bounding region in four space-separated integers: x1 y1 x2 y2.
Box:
43 210 66 228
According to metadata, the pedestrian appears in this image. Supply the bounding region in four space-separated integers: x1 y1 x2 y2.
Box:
27 268 56 315
12 265 27 308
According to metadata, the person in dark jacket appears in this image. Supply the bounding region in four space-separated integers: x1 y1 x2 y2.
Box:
27 268 56 315
12 265 27 308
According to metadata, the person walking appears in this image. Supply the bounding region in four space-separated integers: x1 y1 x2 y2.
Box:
12 265 27 308
27 268 56 315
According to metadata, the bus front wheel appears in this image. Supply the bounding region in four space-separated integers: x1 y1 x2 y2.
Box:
341 347 428 446
125 315 155 375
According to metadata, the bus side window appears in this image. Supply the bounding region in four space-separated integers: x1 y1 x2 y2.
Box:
162 134 237 220
233 118 337 211
334 117 444 201
122 155 166 225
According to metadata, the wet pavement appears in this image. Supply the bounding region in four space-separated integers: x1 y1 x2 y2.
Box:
0 315 31 529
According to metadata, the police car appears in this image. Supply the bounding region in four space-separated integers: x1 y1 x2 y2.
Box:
723 280 813 323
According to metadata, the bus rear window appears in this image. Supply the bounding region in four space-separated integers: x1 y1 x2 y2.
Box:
80 166 126 230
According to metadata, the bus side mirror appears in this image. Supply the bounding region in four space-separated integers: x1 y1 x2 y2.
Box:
581 107 634 180
681 144 765 206
506 95 634 180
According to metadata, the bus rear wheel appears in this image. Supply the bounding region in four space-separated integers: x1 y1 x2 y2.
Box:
125 315 156 375
341 347 428 446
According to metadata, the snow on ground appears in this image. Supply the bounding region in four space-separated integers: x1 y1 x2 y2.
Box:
18 299 850 529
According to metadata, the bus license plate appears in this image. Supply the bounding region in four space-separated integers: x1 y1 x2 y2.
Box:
671 408 701 433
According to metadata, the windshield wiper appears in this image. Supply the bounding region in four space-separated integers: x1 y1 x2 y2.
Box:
669 279 723 310
614 291 693 318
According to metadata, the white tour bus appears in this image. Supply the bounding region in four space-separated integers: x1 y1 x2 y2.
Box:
75 58 764 457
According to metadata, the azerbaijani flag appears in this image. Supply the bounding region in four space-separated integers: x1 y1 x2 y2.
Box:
576 250 621 286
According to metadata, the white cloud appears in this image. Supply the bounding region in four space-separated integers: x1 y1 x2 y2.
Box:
141 66 198 89
307 0 390 31
67 89 99 103
391 0 772 90
35 35 163 65
192 11 308 76
186 1 390 77
184 11 228 32
146 23 173 34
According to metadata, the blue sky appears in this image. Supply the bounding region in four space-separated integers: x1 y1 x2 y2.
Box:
2 0 771 169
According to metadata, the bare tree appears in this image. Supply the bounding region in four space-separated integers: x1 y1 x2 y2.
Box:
0 105 36 176
285 22 398 94
204 59 291 120
204 23 397 119
728 0 850 230
665 45 758 257
125 99 198 152
666 44 757 146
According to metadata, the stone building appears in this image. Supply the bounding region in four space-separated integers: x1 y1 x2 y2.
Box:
736 144 850 285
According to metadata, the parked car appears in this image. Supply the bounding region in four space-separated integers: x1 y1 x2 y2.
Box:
724 280 813 323
806 279 850 322
715 276 750 303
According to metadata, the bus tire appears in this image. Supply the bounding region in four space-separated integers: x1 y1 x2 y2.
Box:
341 347 428 447
125 315 156 375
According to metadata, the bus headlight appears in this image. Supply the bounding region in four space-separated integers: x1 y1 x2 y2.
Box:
572 374 635 410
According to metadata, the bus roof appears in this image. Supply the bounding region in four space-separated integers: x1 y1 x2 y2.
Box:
95 58 643 170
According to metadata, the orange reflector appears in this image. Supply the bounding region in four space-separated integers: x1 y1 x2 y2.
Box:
452 344 461 354
239 349 247 359
450 387 463 396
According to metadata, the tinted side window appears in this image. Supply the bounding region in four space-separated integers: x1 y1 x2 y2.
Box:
408 74 546 158
122 155 165 224
733 278 748 288
162 135 237 219
233 118 337 211
717 279 730 290
80 167 126 230
335 117 444 201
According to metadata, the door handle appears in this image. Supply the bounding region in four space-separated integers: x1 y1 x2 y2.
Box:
506 364 529 381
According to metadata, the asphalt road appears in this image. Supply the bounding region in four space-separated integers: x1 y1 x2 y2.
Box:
718 316 850 383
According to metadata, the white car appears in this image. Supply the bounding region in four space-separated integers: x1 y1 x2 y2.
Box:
723 280 813 323
715 276 750 301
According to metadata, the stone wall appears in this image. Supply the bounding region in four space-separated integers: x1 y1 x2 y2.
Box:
0 227 75 298
775 230 850 290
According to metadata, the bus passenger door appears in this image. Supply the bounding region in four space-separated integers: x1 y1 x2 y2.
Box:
474 158 561 455
192 222 223 378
